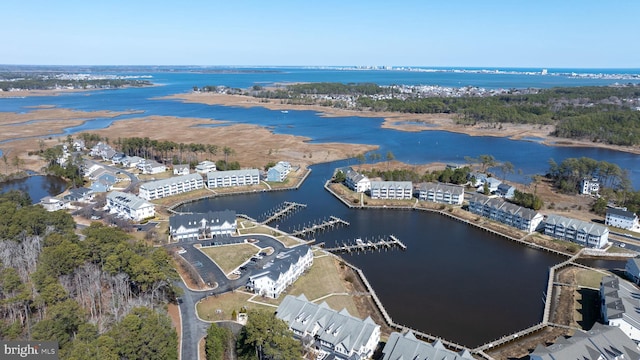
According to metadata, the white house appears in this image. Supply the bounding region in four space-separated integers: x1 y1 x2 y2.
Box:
581 177 600 195
39 196 66 212
173 164 190 176
138 173 204 200
382 331 476 360
483 177 502 193
369 181 413 200
606 208 639 231
415 182 464 205
169 210 236 241
496 183 516 199
468 193 543 233
343 167 371 193
205 169 260 188
106 191 155 222
530 322 640 360
544 214 609 249
121 156 145 168
276 294 380 360
140 160 166 175
245 246 313 298
195 160 217 174
600 275 640 343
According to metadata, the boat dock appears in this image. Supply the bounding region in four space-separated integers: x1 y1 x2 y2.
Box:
324 235 406 253
261 201 307 224
290 216 350 238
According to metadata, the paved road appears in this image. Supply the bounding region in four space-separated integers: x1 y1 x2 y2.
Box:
170 233 292 359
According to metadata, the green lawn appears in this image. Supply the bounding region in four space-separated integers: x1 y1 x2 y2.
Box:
287 254 352 300
196 291 275 321
200 243 260 274
575 268 609 289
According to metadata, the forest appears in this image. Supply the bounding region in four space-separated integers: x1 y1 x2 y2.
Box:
242 82 640 146
0 191 178 359
0 73 151 91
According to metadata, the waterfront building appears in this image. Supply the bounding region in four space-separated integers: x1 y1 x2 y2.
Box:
414 182 464 205
605 207 639 231
138 173 204 200
382 331 476 360
245 246 312 298
544 214 609 249
529 322 639 360
600 275 640 342
173 164 190 176
39 196 66 212
580 177 600 195
63 187 94 203
625 258 640 285
468 172 488 188
467 193 543 233
106 191 155 222
267 161 291 182
343 167 371 193
483 177 502 193
195 160 216 174
169 210 236 241
369 181 413 200
276 294 380 360
496 183 515 199
205 169 260 188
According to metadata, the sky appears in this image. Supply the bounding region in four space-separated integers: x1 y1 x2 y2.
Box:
3 0 639 68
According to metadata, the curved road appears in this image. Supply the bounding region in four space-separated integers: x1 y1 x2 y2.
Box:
169 233 291 359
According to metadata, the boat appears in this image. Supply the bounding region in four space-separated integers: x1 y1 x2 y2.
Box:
280 110 289 114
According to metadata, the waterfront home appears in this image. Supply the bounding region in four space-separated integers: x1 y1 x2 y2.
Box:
467 193 543 233
343 167 371 193
266 161 291 182
195 160 217 174
605 207 639 231
138 173 204 200
63 187 94 203
599 275 640 342
169 210 236 241
369 181 413 200
483 177 502 193
580 177 600 195
106 191 155 222
529 322 639 360
245 246 312 298
544 214 609 249
624 258 640 285
276 294 380 360
495 183 515 199
382 331 476 360
205 169 260 188
39 196 66 212
468 172 488 187
173 164 190 176
414 182 464 205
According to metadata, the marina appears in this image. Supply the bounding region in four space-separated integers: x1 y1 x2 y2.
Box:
322 235 406 253
289 215 350 238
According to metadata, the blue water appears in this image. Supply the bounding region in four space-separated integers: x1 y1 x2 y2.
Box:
1 67 640 188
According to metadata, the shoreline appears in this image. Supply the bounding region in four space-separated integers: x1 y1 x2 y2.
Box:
164 92 640 156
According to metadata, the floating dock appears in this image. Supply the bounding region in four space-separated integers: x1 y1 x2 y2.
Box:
290 216 350 237
261 201 307 224
324 235 406 253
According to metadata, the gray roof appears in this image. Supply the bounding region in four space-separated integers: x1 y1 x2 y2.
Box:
169 210 236 230
416 182 464 196
382 331 476 360
174 164 189 170
545 214 609 236
607 207 637 219
250 246 311 283
276 294 380 356
468 193 541 221
344 167 368 184
140 173 203 191
600 275 640 329
530 322 640 360
106 191 153 210
206 168 259 179
370 181 413 190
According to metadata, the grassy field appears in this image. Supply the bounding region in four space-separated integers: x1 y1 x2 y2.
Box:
196 291 275 321
575 268 609 289
200 243 260 274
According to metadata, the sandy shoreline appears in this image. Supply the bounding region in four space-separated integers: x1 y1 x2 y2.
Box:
164 92 640 156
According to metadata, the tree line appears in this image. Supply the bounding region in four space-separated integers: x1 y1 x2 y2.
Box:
0 78 151 91
0 191 178 358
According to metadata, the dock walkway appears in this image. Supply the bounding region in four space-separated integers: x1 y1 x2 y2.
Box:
290 216 349 237
324 235 406 253
261 201 307 224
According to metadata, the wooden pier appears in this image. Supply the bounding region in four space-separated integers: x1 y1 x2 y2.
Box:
261 201 307 224
324 235 406 253
289 216 350 237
